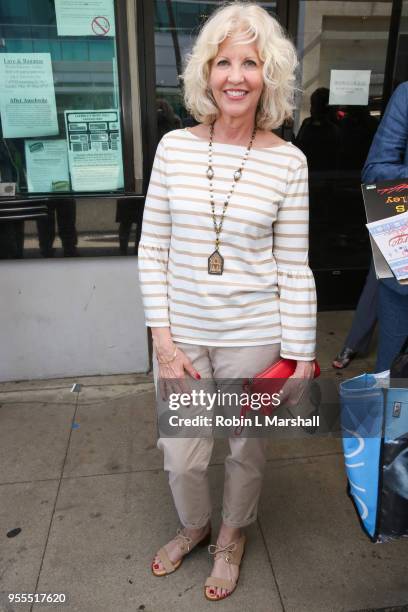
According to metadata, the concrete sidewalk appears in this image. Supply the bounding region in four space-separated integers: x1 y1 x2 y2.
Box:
1 312 407 612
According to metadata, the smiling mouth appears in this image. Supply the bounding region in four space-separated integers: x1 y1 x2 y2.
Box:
224 90 248 98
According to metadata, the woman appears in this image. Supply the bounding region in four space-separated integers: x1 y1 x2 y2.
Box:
138 2 317 601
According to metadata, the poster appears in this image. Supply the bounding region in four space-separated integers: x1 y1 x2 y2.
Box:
55 0 115 37
25 139 70 193
367 211 408 281
362 179 408 280
0 53 58 138
329 70 371 106
112 57 119 109
64 109 124 192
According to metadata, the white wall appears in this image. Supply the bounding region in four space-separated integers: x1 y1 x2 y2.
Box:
0 258 149 382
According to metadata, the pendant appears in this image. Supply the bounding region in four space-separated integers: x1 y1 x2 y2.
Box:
208 250 224 275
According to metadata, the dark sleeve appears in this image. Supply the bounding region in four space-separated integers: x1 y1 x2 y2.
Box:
362 83 408 184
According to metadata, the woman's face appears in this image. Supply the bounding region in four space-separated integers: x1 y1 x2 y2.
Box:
208 35 264 122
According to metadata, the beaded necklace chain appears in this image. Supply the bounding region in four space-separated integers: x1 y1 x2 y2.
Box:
206 121 257 275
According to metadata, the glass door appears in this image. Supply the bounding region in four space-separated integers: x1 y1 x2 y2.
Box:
394 0 408 86
292 0 393 308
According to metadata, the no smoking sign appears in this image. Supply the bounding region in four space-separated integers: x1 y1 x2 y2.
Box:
92 15 110 36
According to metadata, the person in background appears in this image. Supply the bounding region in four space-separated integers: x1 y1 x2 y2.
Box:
156 98 182 139
332 261 377 369
338 105 378 171
295 87 340 171
361 82 408 372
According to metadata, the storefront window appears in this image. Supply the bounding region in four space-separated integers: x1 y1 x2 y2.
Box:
0 0 124 195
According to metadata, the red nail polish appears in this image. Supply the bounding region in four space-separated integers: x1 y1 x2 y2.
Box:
195 373 201 380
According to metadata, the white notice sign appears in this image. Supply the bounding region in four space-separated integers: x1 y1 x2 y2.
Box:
64 109 124 192
0 53 58 138
55 0 115 37
25 140 70 193
329 70 371 106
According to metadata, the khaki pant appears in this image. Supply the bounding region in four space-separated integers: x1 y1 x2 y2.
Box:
153 342 280 528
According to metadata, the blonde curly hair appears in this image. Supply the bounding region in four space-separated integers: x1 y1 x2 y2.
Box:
181 2 298 131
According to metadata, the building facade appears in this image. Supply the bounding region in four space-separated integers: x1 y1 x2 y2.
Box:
0 0 407 381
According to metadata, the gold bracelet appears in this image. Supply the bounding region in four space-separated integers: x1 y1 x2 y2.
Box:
157 347 178 365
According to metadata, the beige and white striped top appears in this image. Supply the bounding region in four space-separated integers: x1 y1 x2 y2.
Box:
138 128 316 360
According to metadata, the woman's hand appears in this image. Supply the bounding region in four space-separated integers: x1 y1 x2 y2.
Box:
280 360 315 407
158 347 201 400
291 360 315 379
152 328 201 400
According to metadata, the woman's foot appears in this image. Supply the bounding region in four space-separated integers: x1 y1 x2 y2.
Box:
205 524 243 600
152 521 211 576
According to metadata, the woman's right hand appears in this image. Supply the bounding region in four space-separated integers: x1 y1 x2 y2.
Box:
152 328 201 399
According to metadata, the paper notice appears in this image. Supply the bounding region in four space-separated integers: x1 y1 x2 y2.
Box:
25 139 70 193
55 0 115 37
329 70 371 106
0 53 58 138
64 109 124 191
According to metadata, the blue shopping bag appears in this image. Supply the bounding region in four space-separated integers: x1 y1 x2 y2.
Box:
340 371 408 542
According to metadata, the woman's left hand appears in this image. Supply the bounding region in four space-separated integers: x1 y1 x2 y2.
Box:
279 360 315 406
291 360 315 379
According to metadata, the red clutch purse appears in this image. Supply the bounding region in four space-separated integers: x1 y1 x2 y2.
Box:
235 358 320 435
246 358 320 394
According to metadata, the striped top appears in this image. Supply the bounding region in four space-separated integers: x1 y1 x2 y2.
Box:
138 128 316 360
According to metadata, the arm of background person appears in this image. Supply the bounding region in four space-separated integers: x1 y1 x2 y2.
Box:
362 82 408 183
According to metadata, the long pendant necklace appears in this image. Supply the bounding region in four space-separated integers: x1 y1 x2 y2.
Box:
206 121 257 275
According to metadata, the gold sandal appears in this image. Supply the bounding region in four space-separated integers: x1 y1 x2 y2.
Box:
151 525 211 577
204 534 246 601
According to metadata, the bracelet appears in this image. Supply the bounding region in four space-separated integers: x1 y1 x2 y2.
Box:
157 347 178 365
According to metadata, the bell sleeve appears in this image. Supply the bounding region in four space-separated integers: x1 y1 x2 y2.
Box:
273 159 317 361
138 138 171 328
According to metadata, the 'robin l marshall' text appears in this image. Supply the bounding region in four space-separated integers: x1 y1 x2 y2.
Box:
168 415 320 428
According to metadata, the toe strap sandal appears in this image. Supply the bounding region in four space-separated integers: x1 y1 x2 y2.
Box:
152 526 211 577
204 534 246 600
332 347 356 369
